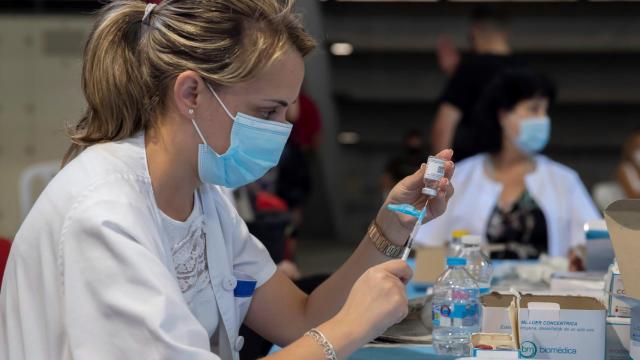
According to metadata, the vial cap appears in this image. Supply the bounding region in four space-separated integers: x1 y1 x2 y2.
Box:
421 187 437 197
446 257 467 266
461 235 482 245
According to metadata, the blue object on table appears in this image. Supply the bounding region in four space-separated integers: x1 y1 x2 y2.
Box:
584 222 614 271
386 203 422 218
406 258 431 299
585 229 610 240
348 346 457 360
269 345 457 359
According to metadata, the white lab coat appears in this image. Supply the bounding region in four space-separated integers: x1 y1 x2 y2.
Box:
416 154 601 256
0 133 276 360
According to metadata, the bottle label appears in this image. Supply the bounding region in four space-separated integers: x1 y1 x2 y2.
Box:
432 288 479 328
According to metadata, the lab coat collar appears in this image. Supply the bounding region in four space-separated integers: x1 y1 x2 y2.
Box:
478 153 550 203
200 186 240 360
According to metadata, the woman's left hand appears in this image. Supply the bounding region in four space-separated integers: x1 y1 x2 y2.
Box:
376 149 455 245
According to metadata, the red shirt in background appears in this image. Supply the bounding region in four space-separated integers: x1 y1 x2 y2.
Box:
0 238 11 286
289 93 322 150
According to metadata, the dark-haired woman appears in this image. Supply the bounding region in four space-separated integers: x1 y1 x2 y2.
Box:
416 69 599 267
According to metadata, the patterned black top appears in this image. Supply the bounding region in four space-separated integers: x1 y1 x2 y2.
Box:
486 189 548 259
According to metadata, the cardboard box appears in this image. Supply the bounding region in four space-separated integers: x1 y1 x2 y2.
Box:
471 295 522 358
604 200 640 301
606 317 630 360
481 293 606 359
413 246 446 284
604 200 640 360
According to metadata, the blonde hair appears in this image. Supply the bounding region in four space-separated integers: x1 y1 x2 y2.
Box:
63 0 315 165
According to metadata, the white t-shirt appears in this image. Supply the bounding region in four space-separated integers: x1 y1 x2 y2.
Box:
159 191 218 337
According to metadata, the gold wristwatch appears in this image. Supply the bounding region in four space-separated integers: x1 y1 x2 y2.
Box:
367 221 406 258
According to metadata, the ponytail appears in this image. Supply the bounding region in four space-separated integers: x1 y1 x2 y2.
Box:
64 1 150 165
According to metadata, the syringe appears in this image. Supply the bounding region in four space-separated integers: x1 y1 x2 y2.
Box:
400 199 429 261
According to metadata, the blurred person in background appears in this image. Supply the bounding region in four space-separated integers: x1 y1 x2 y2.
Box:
382 129 427 199
0 1 456 359
417 69 599 271
617 130 640 198
431 5 524 161
287 92 323 153
275 92 321 260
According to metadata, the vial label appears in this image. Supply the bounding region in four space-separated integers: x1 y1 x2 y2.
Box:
425 157 446 181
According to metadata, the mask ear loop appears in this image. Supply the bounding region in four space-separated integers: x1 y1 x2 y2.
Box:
206 82 235 120
190 109 208 145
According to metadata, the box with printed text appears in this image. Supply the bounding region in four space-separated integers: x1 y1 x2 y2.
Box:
481 293 606 359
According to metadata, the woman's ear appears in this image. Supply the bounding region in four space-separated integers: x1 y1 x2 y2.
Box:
173 70 206 118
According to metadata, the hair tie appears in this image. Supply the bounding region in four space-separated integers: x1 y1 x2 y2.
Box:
142 3 157 26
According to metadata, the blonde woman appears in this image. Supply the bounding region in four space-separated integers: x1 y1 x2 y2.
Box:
0 1 454 359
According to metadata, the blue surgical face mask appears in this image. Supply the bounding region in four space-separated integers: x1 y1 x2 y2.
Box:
513 116 551 154
191 83 292 188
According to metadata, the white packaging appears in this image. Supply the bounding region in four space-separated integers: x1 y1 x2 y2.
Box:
472 348 520 359
481 293 606 359
472 332 520 358
631 303 640 359
606 269 637 318
550 271 606 301
606 317 630 360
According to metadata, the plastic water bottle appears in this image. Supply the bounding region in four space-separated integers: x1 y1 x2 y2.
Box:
459 235 493 295
432 257 480 356
447 229 469 259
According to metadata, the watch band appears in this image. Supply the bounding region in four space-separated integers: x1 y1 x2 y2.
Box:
367 221 406 258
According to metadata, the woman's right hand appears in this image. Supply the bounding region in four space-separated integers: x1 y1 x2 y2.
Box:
334 260 413 342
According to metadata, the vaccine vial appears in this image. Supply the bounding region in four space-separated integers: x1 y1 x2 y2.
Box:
422 156 446 197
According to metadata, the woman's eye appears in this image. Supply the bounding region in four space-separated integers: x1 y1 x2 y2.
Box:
261 109 277 118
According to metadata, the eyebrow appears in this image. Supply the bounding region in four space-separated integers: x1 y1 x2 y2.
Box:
265 98 297 107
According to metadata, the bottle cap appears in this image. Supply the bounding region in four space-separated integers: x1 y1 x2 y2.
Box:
461 234 482 246
451 229 470 238
446 257 467 266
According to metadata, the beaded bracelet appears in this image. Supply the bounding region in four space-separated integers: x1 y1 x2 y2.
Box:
305 328 337 360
